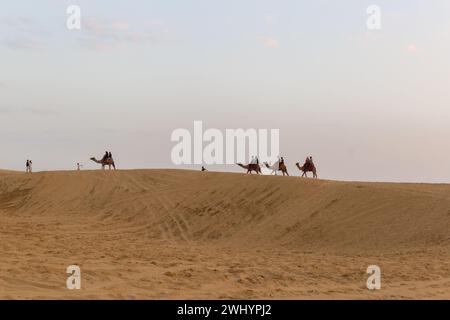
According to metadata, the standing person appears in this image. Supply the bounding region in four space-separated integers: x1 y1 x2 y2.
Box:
26 160 30 173
29 160 33 173
77 163 81 171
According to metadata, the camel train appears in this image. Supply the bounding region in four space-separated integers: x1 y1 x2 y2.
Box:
88 150 315 178
237 157 317 178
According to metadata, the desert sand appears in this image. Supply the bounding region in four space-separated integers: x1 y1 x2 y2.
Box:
0 169 448 299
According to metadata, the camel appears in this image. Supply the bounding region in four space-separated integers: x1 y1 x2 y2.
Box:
263 161 289 176
237 163 262 174
90 157 116 170
295 162 317 178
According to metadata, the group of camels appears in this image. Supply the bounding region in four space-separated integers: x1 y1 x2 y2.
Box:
237 159 317 178
88 154 317 178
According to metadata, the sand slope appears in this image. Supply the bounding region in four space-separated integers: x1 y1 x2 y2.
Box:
0 169 449 299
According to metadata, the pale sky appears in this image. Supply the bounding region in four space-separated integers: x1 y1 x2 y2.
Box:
1 0 450 182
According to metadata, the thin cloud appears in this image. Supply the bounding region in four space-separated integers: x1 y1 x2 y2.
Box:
0 16 51 51
0 106 13 113
79 17 165 51
0 106 58 116
3 38 43 51
258 36 279 49
23 107 59 116
0 17 36 32
405 43 418 53
263 14 279 26
111 20 130 32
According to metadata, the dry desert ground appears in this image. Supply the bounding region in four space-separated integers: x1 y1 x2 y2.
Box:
0 169 449 299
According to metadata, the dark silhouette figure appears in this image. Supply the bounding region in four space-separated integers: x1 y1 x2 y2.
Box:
27 160 33 173
279 157 285 169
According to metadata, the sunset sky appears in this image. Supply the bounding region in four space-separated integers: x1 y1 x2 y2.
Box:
1 0 450 182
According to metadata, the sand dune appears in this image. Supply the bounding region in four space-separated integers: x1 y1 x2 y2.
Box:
0 169 21 176
0 169 449 299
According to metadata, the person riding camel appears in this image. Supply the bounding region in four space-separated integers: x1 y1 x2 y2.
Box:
279 156 285 170
102 151 109 161
304 157 311 171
